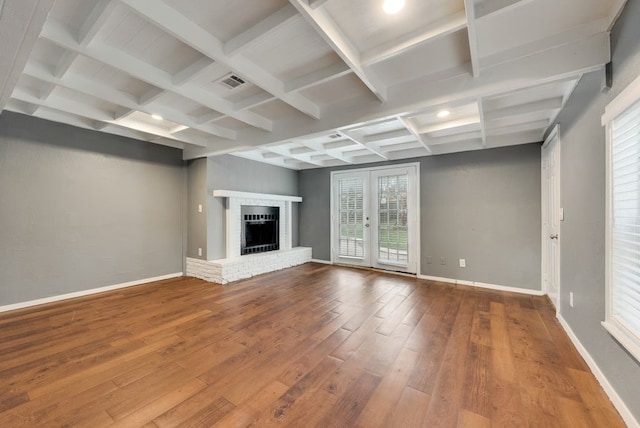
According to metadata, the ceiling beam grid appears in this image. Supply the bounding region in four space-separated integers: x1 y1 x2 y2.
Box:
118 0 321 119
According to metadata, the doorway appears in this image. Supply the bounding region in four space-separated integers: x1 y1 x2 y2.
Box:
331 163 419 274
542 126 561 311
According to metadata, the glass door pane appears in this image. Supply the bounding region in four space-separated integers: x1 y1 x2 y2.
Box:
338 177 365 258
377 174 409 264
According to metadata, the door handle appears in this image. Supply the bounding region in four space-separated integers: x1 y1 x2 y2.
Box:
550 234 558 239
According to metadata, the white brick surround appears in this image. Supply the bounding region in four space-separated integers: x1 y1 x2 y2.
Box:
187 190 309 285
186 247 311 284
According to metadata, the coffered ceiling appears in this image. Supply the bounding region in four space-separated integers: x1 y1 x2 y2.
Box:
0 0 627 169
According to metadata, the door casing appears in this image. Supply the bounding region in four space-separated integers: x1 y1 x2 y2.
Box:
330 162 420 274
542 125 561 312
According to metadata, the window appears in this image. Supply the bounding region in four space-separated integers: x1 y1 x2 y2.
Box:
602 73 640 362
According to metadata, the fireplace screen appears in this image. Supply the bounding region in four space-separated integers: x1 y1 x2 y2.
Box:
241 205 279 255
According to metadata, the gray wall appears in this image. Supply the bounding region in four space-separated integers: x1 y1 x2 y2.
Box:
186 158 207 259
552 0 640 420
299 144 542 290
0 112 185 306
206 155 299 260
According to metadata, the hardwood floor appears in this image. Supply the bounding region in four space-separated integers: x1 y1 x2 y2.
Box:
0 263 625 427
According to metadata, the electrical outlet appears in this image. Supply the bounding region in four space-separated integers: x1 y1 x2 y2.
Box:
440 257 446 265
198 204 203 213
426 256 432 264
570 292 574 308
459 259 466 268
198 247 202 257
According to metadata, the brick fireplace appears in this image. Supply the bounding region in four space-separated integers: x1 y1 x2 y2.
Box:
186 190 311 284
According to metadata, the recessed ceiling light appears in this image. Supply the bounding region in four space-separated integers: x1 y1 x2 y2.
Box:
437 110 450 119
383 0 405 14
151 114 163 121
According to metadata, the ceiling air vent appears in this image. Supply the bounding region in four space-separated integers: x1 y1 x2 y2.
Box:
328 133 342 139
217 74 246 90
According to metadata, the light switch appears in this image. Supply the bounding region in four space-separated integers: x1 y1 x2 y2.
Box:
560 208 564 221
198 204 203 213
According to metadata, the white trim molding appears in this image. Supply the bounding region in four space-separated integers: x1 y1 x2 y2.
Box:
418 274 545 296
213 189 302 202
0 272 183 313
558 315 640 428
310 258 333 264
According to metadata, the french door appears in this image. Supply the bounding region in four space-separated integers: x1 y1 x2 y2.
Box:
331 164 419 274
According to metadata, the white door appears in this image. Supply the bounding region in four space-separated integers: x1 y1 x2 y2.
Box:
542 128 560 310
332 164 418 274
333 171 371 267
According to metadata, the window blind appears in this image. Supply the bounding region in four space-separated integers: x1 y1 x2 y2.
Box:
604 93 640 362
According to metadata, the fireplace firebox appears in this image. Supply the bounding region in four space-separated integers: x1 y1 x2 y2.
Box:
241 205 279 255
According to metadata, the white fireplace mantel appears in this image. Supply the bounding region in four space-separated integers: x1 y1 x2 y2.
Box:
212 190 302 203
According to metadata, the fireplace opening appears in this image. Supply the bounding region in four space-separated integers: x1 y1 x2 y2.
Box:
241 205 279 255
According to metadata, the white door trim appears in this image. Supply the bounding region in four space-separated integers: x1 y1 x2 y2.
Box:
330 162 421 274
541 125 561 312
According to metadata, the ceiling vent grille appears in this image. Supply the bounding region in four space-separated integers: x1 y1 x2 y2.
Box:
217 74 246 90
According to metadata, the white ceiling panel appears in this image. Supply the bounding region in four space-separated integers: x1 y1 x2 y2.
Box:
371 29 471 84
3 0 626 170
324 0 465 53
164 0 289 42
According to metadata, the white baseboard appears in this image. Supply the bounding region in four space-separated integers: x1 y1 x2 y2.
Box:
310 259 332 265
0 272 184 313
418 274 544 296
557 315 639 428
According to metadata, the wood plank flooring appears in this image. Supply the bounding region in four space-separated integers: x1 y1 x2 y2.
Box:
0 263 625 427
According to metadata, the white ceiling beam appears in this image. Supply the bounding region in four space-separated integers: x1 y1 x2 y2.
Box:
5 99 40 115
12 87 112 121
418 116 481 135
77 0 117 45
397 117 432 154
485 119 549 136
233 92 275 111
480 19 607 70
172 57 216 86
361 11 467 66
224 4 298 57
382 141 423 152
364 129 412 144
186 32 610 159
32 106 184 147
426 130 483 146
607 0 629 30
474 0 534 20
23 62 236 140
119 0 320 119
464 0 481 77
40 20 271 132
12 88 210 148
485 130 544 147
194 111 225 125
138 87 166 106
306 0 329 9
284 62 351 93
264 146 324 166
0 0 54 110
289 0 387 102
341 130 388 159
45 0 117 97
302 140 354 164
477 98 487 146
484 96 563 121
